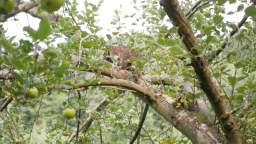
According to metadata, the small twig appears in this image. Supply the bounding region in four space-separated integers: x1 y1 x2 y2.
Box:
79 116 94 134
99 121 103 144
28 93 45 142
4 112 17 143
75 90 82 142
187 1 210 19
0 97 14 112
230 70 237 106
69 116 93 142
65 0 79 26
130 104 149 144
186 0 211 19
7 108 24 141
185 0 202 17
141 127 155 144
208 15 249 62
69 98 110 142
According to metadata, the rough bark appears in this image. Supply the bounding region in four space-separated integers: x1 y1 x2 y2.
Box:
160 0 242 143
69 78 223 144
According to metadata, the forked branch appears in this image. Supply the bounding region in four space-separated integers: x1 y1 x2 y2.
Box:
160 0 242 143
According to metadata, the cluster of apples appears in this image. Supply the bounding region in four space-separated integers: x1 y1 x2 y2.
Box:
0 0 64 14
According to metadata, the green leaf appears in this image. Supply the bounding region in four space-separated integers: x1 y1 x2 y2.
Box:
23 19 51 41
158 38 177 46
217 0 227 5
12 58 26 69
19 40 33 53
213 15 223 25
170 47 184 56
245 6 256 17
228 76 236 85
43 48 58 59
23 27 38 40
228 0 236 4
0 36 14 53
37 19 52 40
237 4 244 12
106 34 112 40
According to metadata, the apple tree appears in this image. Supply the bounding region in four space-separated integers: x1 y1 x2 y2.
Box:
0 0 256 143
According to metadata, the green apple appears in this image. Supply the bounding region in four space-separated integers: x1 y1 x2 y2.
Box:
63 108 76 119
27 87 39 98
0 0 16 14
40 0 64 13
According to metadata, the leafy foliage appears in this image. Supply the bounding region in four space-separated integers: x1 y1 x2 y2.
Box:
0 0 256 143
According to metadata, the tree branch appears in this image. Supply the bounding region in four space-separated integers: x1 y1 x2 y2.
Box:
66 78 223 144
68 98 110 142
75 90 82 142
186 0 203 18
208 1 256 62
2 63 223 143
186 0 211 20
130 103 149 144
160 0 242 143
80 64 176 86
208 15 249 62
0 97 14 112
165 0 211 38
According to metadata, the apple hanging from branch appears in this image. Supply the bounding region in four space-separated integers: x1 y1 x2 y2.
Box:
0 0 16 14
40 0 65 13
63 108 76 119
27 87 39 98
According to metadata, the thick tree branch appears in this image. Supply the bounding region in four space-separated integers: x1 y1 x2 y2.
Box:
80 64 176 86
80 66 216 126
0 65 221 143
160 0 242 143
66 78 223 144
